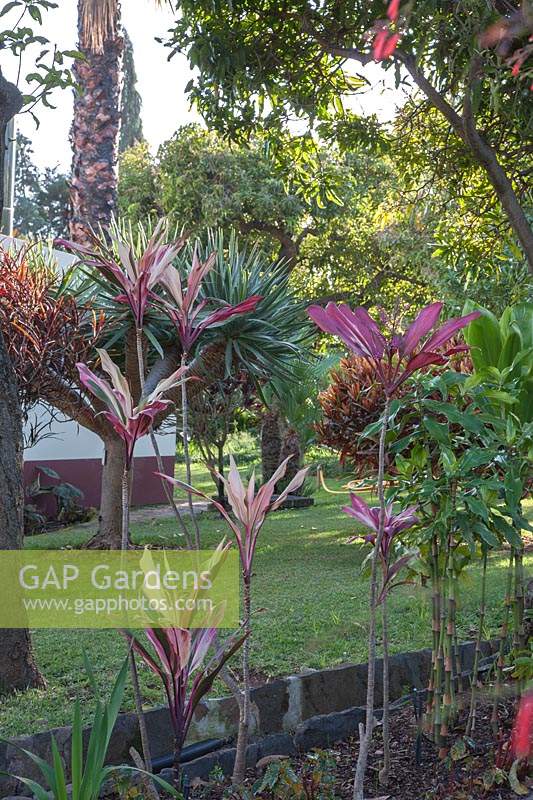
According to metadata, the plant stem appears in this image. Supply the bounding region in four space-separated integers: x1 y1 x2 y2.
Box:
181 353 201 550
121 462 153 773
425 534 440 732
128 647 153 772
232 573 252 785
513 542 525 652
121 467 130 551
135 328 193 549
451 576 464 706
379 584 390 788
434 563 445 754
352 394 390 800
466 548 488 737
491 550 514 735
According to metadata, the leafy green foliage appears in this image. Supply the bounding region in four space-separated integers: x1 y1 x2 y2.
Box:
463 301 533 424
1 657 179 800
119 125 432 312
175 230 313 380
0 0 80 122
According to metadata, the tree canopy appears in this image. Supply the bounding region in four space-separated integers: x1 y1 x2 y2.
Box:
118 123 433 310
163 0 533 270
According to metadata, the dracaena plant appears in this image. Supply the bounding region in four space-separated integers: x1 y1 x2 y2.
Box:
343 494 418 784
129 625 246 787
76 347 187 771
161 455 308 785
157 247 262 549
308 301 478 798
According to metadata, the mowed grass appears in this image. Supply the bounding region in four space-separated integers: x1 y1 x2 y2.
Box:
0 463 531 738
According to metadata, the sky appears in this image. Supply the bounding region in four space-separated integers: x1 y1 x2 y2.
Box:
4 1 410 172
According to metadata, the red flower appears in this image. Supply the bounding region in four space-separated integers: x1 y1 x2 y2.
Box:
512 691 533 760
373 29 400 60
387 0 400 22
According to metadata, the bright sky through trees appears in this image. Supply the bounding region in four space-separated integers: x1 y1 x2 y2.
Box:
5 1 407 171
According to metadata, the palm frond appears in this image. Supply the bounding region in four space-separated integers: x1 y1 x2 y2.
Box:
79 0 119 53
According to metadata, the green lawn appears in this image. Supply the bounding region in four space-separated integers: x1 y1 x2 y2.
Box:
1 463 530 738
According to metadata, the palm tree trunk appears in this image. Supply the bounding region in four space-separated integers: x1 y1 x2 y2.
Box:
69 0 124 244
0 330 45 693
261 407 284 482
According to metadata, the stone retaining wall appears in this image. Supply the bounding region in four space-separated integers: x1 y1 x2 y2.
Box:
0 641 497 797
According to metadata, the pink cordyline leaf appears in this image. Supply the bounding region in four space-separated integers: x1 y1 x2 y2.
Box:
158 248 262 353
308 301 480 396
158 456 309 577
343 494 418 559
344 494 418 605
77 348 187 467
56 221 185 328
130 625 247 744
387 0 400 21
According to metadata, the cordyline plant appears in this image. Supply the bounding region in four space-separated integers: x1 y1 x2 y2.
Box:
61 223 262 550
57 221 195 545
343 495 418 785
76 347 187 774
56 220 186 330
161 455 308 785
308 300 479 799
125 541 247 789
77 349 187 479
157 247 262 548
129 625 246 787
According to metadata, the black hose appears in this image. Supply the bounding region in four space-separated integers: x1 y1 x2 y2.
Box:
151 737 230 773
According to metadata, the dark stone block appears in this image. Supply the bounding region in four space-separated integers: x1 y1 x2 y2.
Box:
299 663 368 720
144 706 174 760
271 495 314 510
294 707 366 752
258 732 296 758
251 679 289 734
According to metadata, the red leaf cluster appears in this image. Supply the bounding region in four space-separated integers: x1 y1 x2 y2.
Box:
0 247 103 414
316 355 388 473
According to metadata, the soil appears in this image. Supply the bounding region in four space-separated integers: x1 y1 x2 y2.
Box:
190 698 531 800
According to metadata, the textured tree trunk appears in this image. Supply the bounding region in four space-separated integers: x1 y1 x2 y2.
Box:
0 330 45 693
261 407 284 482
0 68 23 222
279 426 302 486
87 435 125 549
69 0 123 244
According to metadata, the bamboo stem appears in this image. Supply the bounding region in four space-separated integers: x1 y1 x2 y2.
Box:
466 548 488 737
491 550 514 735
425 535 440 733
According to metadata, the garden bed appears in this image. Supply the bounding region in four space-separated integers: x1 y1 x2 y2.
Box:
191 698 527 800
